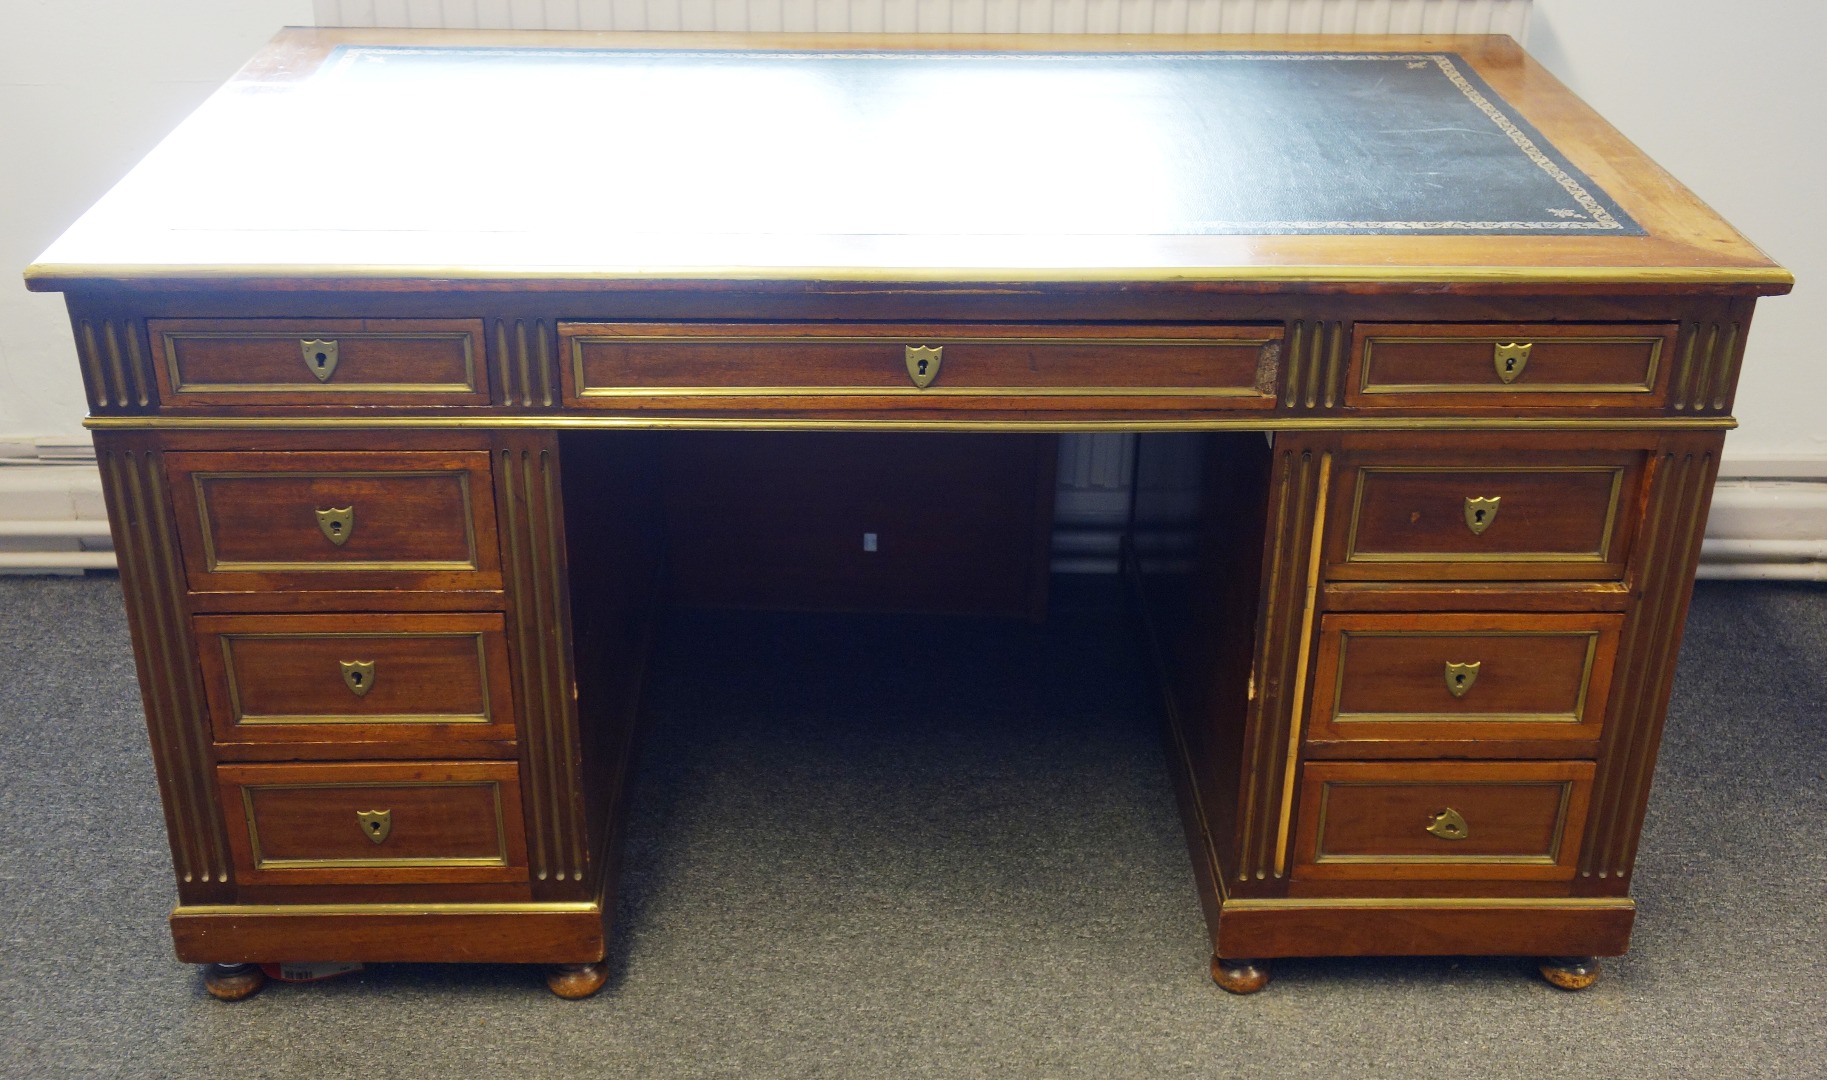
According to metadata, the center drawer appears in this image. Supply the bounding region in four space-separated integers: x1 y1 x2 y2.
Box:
558 322 1282 408
166 450 502 595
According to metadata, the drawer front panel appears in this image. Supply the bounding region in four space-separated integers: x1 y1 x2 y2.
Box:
167 451 501 594
1327 451 1643 581
1307 612 1621 755
1349 322 1676 408
217 761 527 885
1292 761 1594 881
151 319 489 406
560 322 1280 407
196 612 518 757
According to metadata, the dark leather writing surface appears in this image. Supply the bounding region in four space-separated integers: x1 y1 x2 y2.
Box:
321 46 1640 236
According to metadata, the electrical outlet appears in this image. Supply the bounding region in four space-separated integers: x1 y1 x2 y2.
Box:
862 532 878 552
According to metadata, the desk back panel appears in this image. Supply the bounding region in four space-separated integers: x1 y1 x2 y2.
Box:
658 431 1056 618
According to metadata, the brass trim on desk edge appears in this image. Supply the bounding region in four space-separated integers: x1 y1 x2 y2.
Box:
172 900 600 917
22 263 1798 289
1220 896 1634 912
83 416 1741 433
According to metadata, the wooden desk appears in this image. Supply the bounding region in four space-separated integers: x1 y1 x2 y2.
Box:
26 29 1790 1000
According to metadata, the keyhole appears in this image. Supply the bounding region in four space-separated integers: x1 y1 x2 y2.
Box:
314 351 328 368
1504 357 1516 373
1452 673 1466 689
917 358 929 375
1473 508 1486 525
329 521 342 535
368 821 381 835
349 671 363 687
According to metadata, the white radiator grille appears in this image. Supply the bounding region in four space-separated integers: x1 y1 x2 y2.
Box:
314 0 1529 37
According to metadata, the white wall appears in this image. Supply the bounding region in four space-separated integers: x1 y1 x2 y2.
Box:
1528 0 1826 468
0 0 315 439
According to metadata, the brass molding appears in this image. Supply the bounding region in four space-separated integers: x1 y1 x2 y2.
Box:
222 631 495 727
192 469 481 574
84 415 1740 433
1220 896 1634 912
1343 465 1627 566
25 262 1798 289
1358 335 1664 396
1273 450 1331 878
1329 628 1601 726
173 900 601 917
1308 779 1574 867
240 780 510 871
162 330 479 395
568 332 1277 399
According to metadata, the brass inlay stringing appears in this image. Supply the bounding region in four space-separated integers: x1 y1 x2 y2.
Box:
1493 342 1532 383
1357 334 1666 396
569 333 1278 399
356 808 392 844
301 338 339 382
904 344 942 389
1463 495 1500 535
241 780 510 870
1328 628 1603 725
1344 465 1627 565
315 505 355 546
1310 779 1574 865
222 631 494 726
194 470 482 574
162 331 479 395
1444 661 1481 698
1425 807 1471 840
339 659 376 697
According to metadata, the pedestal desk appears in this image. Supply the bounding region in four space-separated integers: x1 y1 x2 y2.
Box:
26 29 1790 1000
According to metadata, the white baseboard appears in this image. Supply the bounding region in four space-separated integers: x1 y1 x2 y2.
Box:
1698 474 1827 580
0 439 112 575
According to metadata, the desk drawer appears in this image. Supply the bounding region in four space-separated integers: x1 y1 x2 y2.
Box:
151 319 489 406
1306 612 1621 757
1325 449 1644 581
559 322 1280 408
1291 760 1593 881
1347 322 1676 409
217 761 527 886
196 612 519 759
167 451 501 594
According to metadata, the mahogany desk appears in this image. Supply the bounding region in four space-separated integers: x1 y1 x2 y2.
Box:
25 29 1790 1000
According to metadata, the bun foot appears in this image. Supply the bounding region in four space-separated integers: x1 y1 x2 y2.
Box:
202 963 267 1002
1211 955 1271 995
1539 956 1601 991
545 961 609 999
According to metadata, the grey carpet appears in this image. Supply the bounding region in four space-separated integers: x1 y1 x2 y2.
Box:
0 575 1821 1079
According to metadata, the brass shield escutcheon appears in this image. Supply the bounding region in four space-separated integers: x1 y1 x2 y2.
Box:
1425 807 1470 841
1463 496 1500 535
316 506 355 546
356 809 392 845
905 345 943 389
1444 661 1481 698
301 338 340 382
340 659 376 697
1493 341 1531 384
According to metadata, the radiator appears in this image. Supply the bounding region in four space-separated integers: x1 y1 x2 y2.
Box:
314 0 1530 36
